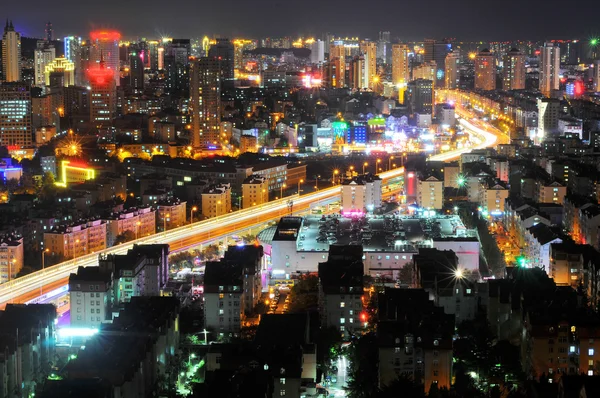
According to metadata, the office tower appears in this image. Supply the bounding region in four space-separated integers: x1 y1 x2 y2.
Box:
406 79 433 115
413 61 437 83
349 55 364 90
90 30 121 86
208 38 234 90
190 57 221 148
157 46 165 70
537 98 560 140
0 83 32 146
45 57 75 87
34 41 55 87
169 39 191 65
329 44 346 87
474 49 496 90
233 39 254 70
2 21 21 82
539 42 561 97
377 31 390 63
444 51 460 89
129 46 145 91
424 39 452 87
45 22 53 41
558 40 582 64
309 39 325 64
593 60 600 92
502 48 526 90
360 41 377 89
88 57 116 128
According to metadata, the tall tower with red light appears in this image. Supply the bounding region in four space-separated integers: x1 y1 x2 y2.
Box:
90 30 121 86
88 55 116 128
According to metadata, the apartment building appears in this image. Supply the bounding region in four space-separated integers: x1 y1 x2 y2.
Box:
44 219 107 260
204 261 245 336
69 266 113 328
0 235 24 283
341 173 382 214
105 206 156 246
202 183 232 218
156 198 187 231
242 174 268 208
417 175 444 210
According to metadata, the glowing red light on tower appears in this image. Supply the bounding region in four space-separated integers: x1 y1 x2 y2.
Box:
90 30 121 42
87 67 114 86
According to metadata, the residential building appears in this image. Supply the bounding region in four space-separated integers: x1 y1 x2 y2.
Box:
0 236 24 283
537 98 561 141
580 205 600 249
105 206 156 246
69 266 112 328
524 223 562 271
502 48 526 90
417 175 444 210
242 175 268 208
378 288 454 395
318 245 364 338
537 180 566 204
202 183 232 218
204 261 245 335
44 219 107 260
2 21 21 82
444 51 460 89
156 198 187 231
481 180 509 216
34 41 55 87
0 83 33 146
190 57 221 148
341 173 382 214
474 49 496 90
392 44 409 93
223 244 265 314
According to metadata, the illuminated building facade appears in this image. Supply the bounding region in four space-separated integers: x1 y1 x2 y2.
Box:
474 49 496 91
392 44 409 92
0 83 32 146
360 41 377 89
329 44 346 87
332 121 349 144
2 21 21 82
406 79 433 115
44 57 75 87
594 60 600 92
90 30 121 86
0 236 24 283
242 175 269 208
190 57 221 148
44 220 107 260
202 183 232 218
424 39 452 87
233 39 255 70
147 40 159 70
88 59 117 128
444 51 460 89
502 48 526 90
129 47 145 92
55 160 96 187
413 61 437 86
539 42 561 97
64 36 83 85
208 38 235 89
34 41 55 87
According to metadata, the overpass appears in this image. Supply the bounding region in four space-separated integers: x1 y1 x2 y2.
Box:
0 117 504 307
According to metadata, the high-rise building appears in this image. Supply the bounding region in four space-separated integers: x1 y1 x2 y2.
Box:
329 44 346 87
64 36 83 85
424 39 452 87
377 31 390 63
129 46 145 91
0 83 32 146
537 98 561 141
593 60 600 92
157 46 165 70
45 57 75 87
360 41 377 89
190 57 221 148
88 57 116 128
147 40 159 70
413 61 437 84
233 39 254 70
406 79 434 115
474 49 496 90
2 21 21 82
309 39 325 64
208 38 235 89
45 22 53 41
391 44 409 88
90 30 121 86
34 41 55 87
349 55 364 90
444 51 460 89
539 42 561 97
502 48 526 90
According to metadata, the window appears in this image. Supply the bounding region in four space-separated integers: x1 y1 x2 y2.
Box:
433 370 438 376
466 289 472 294
570 346 575 353
395 347 401 353
280 390 286 396
340 318 345 324
589 370 594 376
340 302 345 308
589 360 594 366
219 309 224 315
280 378 285 385
590 349 595 356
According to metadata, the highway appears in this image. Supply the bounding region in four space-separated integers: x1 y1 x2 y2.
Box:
0 112 506 307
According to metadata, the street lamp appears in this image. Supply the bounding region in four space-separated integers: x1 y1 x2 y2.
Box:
280 183 287 198
298 179 304 195
363 162 368 174
315 175 321 191
190 206 197 224
41 248 50 270
164 214 170 233
376 159 382 173
238 196 243 210
388 156 395 171
333 170 339 185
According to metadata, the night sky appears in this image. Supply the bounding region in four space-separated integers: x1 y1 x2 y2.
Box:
4 0 599 41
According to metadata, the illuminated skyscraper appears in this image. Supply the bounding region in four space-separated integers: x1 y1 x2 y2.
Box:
424 39 452 87
406 79 433 115
190 57 221 148
157 46 165 70
392 44 409 87
360 41 377 89
349 56 364 90
0 83 32 146
88 57 116 128
474 49 496 91
208 38 235 89
502 48 526 90
45 57 75 87
90 30 121 86
233 39 254 70
593 60 600 92
309 39 325 64
413 61 437 84
2 21 21 82
539 42 561 97
444 51 460 89
147 41 159 70
34 41 55 87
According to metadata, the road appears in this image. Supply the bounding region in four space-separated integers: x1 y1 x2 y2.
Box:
0 114 505 307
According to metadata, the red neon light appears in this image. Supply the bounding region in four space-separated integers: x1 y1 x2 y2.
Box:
87 67 114 85
90 30 121 42
574 81 584 96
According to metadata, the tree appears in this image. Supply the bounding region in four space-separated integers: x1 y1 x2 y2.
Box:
377 374 424 398
346 332 379 398
288 274 319 313
114 230 136 245
317 326 342 377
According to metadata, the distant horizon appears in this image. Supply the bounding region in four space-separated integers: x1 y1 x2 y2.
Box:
3 0 599 43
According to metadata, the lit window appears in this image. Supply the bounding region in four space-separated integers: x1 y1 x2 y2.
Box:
340 318 345 324
570 346 575 353
589 370 594 376
340 302 345 308
590 349 595 356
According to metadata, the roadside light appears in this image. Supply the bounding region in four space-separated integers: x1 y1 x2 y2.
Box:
455 269 464 278
360 312 367 322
